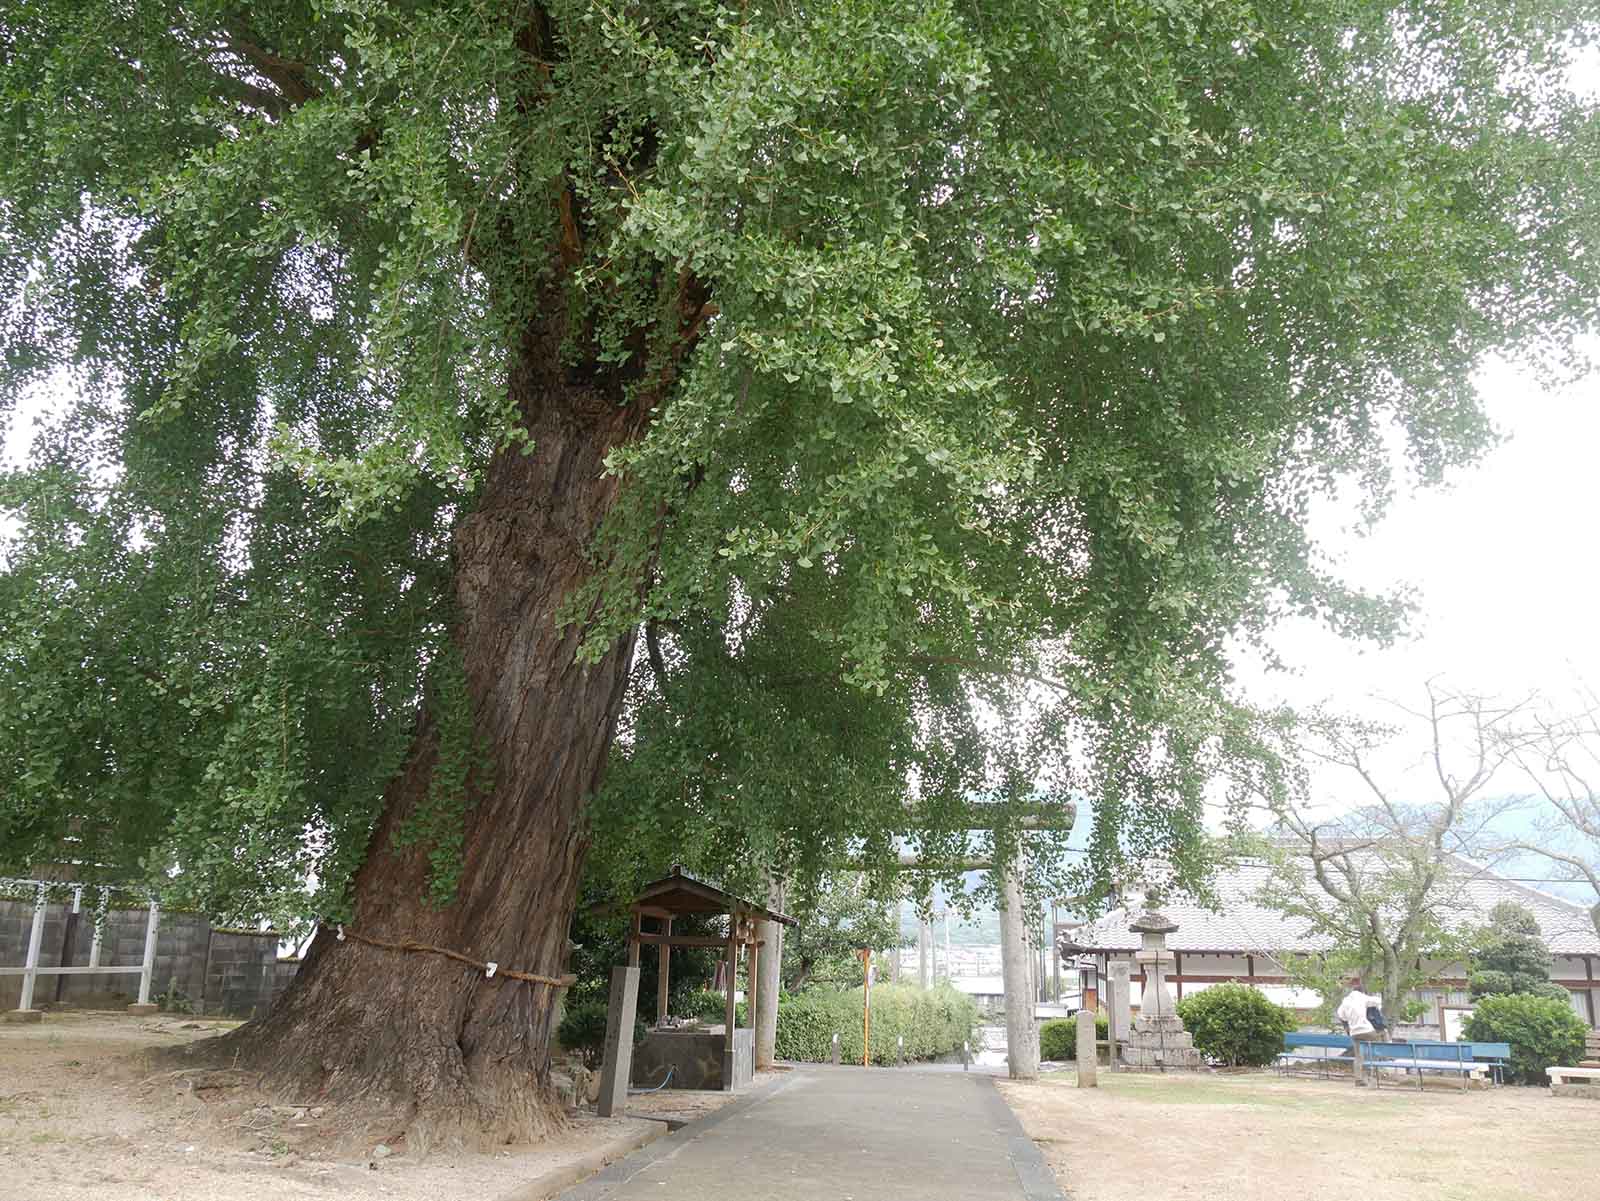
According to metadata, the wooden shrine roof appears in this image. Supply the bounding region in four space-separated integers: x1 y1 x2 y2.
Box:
631 867 797 927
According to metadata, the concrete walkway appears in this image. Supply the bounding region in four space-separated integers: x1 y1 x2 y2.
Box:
556 1065 1064 1201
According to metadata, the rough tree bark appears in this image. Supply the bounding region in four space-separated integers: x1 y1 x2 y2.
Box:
215 321 649 1146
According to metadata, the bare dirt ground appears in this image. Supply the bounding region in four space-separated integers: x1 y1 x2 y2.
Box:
0 1010 665 1201
999 1068 1600 1201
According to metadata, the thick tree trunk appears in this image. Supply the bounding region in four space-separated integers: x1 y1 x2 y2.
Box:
218 338 647 1147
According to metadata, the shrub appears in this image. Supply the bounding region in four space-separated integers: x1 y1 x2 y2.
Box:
1039 1013 1108 1061
1463 994 1587 1084
1176 982 1296 1067
675 987 731 1024
1528 981 1575 1004
773 983 981 1064
1469 970 1572 1004
557 1000 645 1069
566 977 609 1008
1039 1019 1073 1062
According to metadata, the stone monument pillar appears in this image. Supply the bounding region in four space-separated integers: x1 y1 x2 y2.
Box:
1120 908 1201 1070
1107 959 1132 1071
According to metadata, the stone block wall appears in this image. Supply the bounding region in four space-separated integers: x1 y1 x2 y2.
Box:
1 897 300 1017
203 932 302 1018
631 1029 727 1089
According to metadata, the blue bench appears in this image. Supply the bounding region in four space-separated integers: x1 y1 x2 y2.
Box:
1277 1035 1510 1087
1460 1041 1511 1085
1277 1032 1354 1078
1362 1040 1512 1089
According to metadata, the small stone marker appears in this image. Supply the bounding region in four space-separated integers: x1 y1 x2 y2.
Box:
596 965 641 1117
897 1035 904 1067
1076 1008 1098 1088
962 1040 970 1071
831 1032 841 1066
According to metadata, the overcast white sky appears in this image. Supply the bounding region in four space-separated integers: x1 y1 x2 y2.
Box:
1240 351 1598 710
1228 348 1598 812
1216 350 1600 915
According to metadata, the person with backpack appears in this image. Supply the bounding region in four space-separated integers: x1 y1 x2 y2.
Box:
1335 982 1386 1086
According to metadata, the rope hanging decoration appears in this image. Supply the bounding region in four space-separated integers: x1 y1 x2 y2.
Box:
323 923 576 989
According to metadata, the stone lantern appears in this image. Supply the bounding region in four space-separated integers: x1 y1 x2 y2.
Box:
1121 906 1202 1069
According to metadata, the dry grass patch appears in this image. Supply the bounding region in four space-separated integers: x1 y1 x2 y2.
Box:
999 1069 1600 1201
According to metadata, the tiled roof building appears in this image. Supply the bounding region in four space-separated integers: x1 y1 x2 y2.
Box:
1065 855 1599 1033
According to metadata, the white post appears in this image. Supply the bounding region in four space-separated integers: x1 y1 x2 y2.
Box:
88 890 105 969
129 898 160 1013
16 885 47 1014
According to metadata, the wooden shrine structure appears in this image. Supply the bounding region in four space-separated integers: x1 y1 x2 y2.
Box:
596 867 795 1116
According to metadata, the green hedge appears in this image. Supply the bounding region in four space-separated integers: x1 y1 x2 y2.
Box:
1463 994 1588 1084
1040 1013 1107 1061
1176 982 1297 1067
774 984 980 1065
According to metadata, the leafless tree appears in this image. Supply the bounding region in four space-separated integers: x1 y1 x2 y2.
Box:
1500 694 1600 941
1257 683 1528 1016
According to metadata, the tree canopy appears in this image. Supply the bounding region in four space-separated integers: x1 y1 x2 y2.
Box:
4 1 1600 929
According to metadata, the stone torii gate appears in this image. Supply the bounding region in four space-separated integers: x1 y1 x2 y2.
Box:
855 795 1077 1082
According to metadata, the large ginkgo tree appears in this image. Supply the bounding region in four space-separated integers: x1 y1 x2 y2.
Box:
3 0 1598 1140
